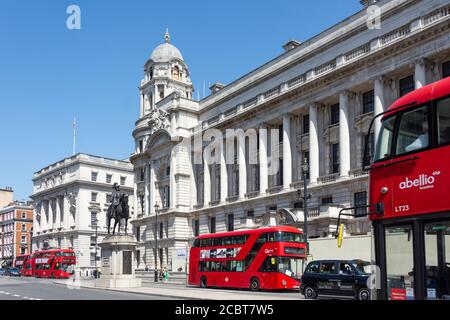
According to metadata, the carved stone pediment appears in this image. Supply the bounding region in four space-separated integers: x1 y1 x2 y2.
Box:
148 108 171 135
323 125 339 143
354 112 374 133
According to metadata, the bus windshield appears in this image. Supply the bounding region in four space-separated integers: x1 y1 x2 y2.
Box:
260 257 303 280
374 116 396 161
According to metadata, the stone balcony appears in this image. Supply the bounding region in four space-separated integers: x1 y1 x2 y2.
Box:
296 205 347 221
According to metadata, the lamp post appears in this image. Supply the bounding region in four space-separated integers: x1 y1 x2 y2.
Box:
298 158 311 256
153 203 160 282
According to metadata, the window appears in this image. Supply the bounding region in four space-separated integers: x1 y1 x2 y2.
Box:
91 192 98 203
163 186 170 208
136 226 140 242
303 114 310 134
363 133 375 164
20 247 26 255
21 212 27 219
396 106 429 155
21 235 26 243
21 224 26 231
330 104 340 125
319 262 336 274
321 196 333 205
120 176 126 186
106 194 112 204
166 166 170 176
139 195 144 213
399 75 414 97
437 98 450 145
91 172 98 182
246 210 254 218
339 262 355 275
331 143 340 174
91 212 98 226
139 140 144 153
140 168 145 182
354 191 368 216
227 214 234 232
158 85 165 99
209 216 216 234
375 116 396 161
363 90 375 114
106 174 112 184
90 236 96 247
293 201 304 209
159 222 164 239
443 61 450 78
193 219 200 237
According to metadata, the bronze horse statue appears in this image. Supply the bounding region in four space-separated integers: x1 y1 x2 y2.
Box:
106 193 130 235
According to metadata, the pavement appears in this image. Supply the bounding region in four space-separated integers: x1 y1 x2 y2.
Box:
52 277 305 300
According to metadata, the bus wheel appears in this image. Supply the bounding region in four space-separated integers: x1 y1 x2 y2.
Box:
200 276 207 288
250 278 260 291
357 288 370 301
304 286 317 300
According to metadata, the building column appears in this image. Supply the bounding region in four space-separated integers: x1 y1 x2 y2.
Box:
220 139 228 203
149 163 155 214
204 151 211 205
309 104 320 185
133 171 138 215
282 114 293 189
374 76 385 141
170 149 177 209
339 91 351 178
259 126 268 194
145 165 150 215
415 58 427 89
238 133 247 199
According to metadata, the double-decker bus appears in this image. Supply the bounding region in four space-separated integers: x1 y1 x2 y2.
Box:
342 76 450 300
22 255 34 277
32 249 76 279
188 226 307 291
14 254 30 276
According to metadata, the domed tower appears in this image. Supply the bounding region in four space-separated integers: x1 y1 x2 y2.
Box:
139 30 194 117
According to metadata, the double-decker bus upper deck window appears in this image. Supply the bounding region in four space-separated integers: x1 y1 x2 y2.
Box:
396 106 429 155
375 116 396 161
437 98 450 145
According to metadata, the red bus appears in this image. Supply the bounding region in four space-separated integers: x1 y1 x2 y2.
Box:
32 249 76 279
22 255 34 277
356 76 450 300
188 226 307 291
14 254 30 275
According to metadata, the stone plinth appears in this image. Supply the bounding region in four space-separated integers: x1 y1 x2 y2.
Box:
95 235 142 288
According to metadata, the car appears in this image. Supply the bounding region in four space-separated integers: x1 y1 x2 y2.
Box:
300 259 372 300
0 269 6 276
6 267 21 277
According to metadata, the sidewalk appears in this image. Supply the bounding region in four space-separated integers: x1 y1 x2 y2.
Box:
54 278 302 300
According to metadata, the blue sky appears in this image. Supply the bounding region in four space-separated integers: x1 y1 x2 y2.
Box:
0 0 363 201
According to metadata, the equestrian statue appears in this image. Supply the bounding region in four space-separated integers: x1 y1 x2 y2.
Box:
106 183 130 235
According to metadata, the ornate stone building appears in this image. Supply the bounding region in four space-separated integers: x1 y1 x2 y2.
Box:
131 0 450 271
31 153 134 276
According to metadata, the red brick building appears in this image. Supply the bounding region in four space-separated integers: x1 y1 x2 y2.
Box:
0 201 33 267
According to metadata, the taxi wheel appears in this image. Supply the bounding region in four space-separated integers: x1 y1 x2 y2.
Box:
304 286 318 300
250 278 260 291
200 276 207 288
357 288 371 300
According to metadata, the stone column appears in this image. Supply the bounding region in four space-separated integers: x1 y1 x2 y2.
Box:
170 150 177 209
282 114 293 189
149 163 155 214
144 165 150 215
238 133 247 199
309 104 320 185
415 58 427 89
203 152 211 205
374 76 385 141
259 126 268 194
220 139 228 203
339 91 351 178
133 172 138 215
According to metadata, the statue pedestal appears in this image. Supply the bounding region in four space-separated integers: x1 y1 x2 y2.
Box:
95 235 142 288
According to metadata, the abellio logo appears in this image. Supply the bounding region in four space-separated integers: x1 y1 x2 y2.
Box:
399 171 441 191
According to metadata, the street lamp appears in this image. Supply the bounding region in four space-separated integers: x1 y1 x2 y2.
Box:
153 202 160 282
298 157 311 256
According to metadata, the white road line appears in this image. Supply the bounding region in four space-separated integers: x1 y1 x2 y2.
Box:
13 294 20 297
4 292 11 295
23 297 28 299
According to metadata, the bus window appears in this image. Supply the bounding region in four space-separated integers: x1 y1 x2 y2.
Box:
375 116 396 161
259 257 278 272
396 106 429 155
437 98 450 145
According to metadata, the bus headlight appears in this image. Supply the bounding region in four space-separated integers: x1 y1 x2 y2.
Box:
282 280 287 286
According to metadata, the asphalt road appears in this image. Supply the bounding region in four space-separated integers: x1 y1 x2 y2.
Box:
0 276 179 300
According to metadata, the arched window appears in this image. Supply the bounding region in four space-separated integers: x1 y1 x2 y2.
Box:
172 66 180 81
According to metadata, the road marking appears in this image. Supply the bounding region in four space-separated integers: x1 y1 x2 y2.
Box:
4 292 11 295
13 294 20 297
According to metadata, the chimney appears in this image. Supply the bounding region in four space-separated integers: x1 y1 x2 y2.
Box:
0 187 14 209
209 83 225 94
282 39 301 52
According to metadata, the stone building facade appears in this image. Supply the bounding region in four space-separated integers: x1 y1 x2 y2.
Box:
130 0 450 271
31 153 134 276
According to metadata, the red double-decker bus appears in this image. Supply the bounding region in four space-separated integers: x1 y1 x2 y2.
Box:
14 254 30 275
32 249 76 279
188 226 307 291
22 255 34 277
361 76 450 300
